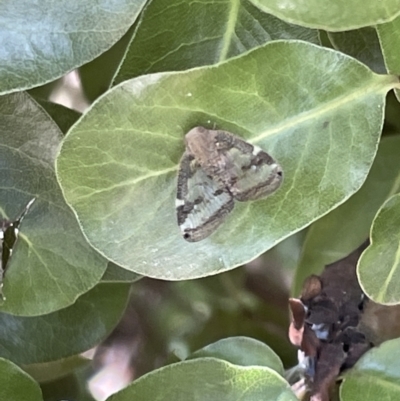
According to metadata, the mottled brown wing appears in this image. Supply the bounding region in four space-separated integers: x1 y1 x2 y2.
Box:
176 152 234 242
185 127 283 202
211 130 283 201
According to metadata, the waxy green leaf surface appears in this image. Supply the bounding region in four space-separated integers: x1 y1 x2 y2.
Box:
358 193 400 304
56 41 398 280
189 336 284 374
377 15 400 101
0 92 107 316
377 15 400 76
328 28 386 74
108 358 296 401
114 0 319 83
101 262 141 282
341 338 400 401
293 136 400 296
0 283 129 365
250 0 400 31
0 0 147 94
0 358 42 401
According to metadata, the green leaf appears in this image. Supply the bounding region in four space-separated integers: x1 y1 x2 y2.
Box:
340 338 400 401
293 135 400 296
0 282 129 365
386 93 400 133
80 24 137 102
358 193 400 304
0 92 107 316
23 355 89 383
102 262 142 282
56 41 397 280
189 336 284 374
377 15 400 75
0 358 42 401
250 0 400 31
33 99 81 135
0 0 147 94
108 358 296 401
328 28 386 74
114 0 319 84
377 15 400 101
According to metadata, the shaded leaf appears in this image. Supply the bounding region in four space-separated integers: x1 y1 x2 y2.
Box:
40 373 81 401
293 136 400 296
385 92 400 133
0 283 129 365
0 358 42 401
80 24 137 102
56 41 397 280
114 0 319 83
0 0 147 94
189 336 284 374
358 193 400 304
340 338 400 401
23 355 89 383
0 92 107 316
250 0 400 31
328 28 386 74
33 99 81 134
376 15 400 101
108 358 296 401
102 262 141 282
377 15 400 75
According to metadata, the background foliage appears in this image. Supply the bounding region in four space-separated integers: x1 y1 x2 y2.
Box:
1 0 400 400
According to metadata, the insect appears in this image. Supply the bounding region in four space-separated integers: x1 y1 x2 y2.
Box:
0 198 35 298
176 127 283 242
